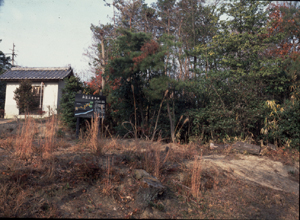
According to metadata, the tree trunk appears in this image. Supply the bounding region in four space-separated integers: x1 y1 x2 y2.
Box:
100 35 106 91
167 101 175 143
151 90 168 141
131 84 137 140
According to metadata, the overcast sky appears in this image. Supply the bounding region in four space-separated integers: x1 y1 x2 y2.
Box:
0 0 154 81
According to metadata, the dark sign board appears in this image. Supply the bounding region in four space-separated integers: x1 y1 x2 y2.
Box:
74 94 106 118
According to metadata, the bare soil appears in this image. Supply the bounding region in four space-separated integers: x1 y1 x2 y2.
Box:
0 119 299 219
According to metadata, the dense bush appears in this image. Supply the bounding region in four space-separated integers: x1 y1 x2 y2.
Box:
84 0 299 150
13 79 39 114
0 81 5 109
59 76 83 130
262 100 300 150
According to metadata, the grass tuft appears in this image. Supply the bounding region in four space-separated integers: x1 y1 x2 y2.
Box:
43 115 57 159
191 153 202 201
83 113 103 155
14 116 36 159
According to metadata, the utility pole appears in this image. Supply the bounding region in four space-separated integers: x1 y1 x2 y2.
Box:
10 43 17 66
113 0 115 29
4 43 17 66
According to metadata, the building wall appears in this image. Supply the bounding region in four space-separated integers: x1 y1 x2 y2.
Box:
42 82 59 117
4 82 19 118
4 81 66 119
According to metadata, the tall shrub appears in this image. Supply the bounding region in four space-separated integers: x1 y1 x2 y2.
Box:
59 76 83 130
262 100 300 150
13 79 39 114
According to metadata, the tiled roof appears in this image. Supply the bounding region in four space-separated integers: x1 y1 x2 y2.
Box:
0 67 73 81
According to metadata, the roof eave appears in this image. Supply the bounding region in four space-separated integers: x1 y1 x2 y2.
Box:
0 78 65 82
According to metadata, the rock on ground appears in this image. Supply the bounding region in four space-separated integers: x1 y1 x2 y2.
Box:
186 155 299 195
134 169 166 207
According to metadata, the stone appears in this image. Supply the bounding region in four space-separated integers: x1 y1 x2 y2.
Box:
210 142 229 150
231 141 261 155
134 169 166 207
210 143 218 149
140 208 153 219
267 143 277 151
133 169 151 180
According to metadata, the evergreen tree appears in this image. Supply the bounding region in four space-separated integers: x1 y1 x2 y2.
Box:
59 76 83 129
107 29 165 137
190 0 276 140
0 41 12 109
13 79 39 114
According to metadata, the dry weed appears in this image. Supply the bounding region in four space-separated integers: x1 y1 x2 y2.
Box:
102 156 113 195
264 147 300 166
154 147 160 178
83 113 103 155
153 145 170 179
191 153 202 201
45 160 56 182
0 181 59 218
56 138 72 149
143 147 154 174
0 135 14 153
0 183 30 217
14 116 37 159
43 115 57 159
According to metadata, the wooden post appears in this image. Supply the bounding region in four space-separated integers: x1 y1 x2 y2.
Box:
76 117 80 139
98 114 101 138
101 117 104 138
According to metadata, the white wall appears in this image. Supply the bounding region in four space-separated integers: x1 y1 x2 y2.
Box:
4 82 19 118
43 82 59 117
4 80 66 119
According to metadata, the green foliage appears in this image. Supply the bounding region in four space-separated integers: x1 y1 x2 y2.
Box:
13 79 39 114
283 54 300 103
85 0 299 149
188 0 286 143
106 29 166 137
0 51 11 74
0 43 12 109
262 100 300 150
59 76 83 130
0 80 6 109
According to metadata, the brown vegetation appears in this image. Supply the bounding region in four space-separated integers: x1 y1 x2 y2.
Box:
0 117 299 219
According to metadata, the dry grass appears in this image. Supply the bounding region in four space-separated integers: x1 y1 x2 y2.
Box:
100 155 114 196
0 183 28 217
262 146 300 167
154 147 160 178
43 115 57 159
191 153 202 201
0 135 14 153
14 116 37 159
143 146 153 174
0 117 298 219
0 182 59 218
82 113 103 155
8 115 58 160
55 138 72 149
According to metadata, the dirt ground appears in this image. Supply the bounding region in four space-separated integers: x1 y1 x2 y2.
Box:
0 119 299 219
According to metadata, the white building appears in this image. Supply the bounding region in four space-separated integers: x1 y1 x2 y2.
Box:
0 67 74 119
